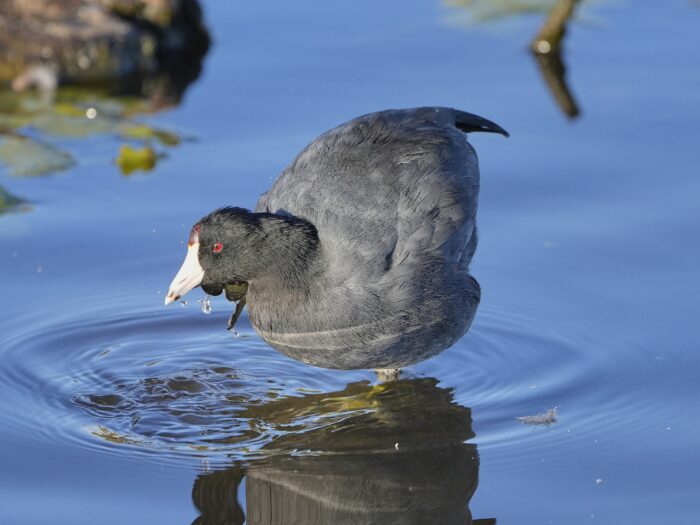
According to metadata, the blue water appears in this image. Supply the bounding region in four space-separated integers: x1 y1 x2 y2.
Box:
1 1 699 523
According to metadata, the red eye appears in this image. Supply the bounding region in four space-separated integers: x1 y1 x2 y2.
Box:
212 242 223 253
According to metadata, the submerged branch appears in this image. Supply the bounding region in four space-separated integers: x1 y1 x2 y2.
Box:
531 0 581 118
532 0 581 53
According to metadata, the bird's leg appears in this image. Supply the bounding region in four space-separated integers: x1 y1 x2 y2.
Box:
375 368 401 382
227 298 246 331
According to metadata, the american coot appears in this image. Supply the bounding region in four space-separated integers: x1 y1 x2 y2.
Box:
165 107 507 370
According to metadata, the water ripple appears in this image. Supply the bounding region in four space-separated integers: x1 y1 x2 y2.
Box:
418 300 678 471
0 299 678 471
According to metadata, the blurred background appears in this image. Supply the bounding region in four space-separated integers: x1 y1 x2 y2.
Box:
1 1 699 524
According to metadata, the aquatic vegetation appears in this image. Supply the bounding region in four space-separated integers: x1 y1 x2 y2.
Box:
0 0 208 213
0 88 184 182
115 144 159 175
119 123 180 146
0 134 74 177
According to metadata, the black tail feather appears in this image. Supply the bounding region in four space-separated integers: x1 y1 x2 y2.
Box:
454 110 509 137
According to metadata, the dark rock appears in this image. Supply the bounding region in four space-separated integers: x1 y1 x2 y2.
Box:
0 0 209 107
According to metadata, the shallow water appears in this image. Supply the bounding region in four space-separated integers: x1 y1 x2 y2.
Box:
1 1 699 523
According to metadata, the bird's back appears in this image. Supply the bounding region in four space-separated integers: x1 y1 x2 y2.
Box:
257 107 490 282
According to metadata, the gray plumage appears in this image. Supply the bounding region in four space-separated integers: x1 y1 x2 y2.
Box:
196 107 507 369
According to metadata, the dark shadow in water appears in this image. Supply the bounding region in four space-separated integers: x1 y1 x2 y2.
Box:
191 378 496 525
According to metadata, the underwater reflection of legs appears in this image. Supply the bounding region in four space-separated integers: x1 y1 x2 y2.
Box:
191 378 496 524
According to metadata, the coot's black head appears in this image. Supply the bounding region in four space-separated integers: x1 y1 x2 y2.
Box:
164 208 257 305
165 207 319 305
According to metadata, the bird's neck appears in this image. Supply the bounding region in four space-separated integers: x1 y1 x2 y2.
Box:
239 213 330 335
245 213 322 292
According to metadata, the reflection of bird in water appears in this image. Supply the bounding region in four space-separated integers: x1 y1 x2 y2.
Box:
191 378 496 525
166 107 507 371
